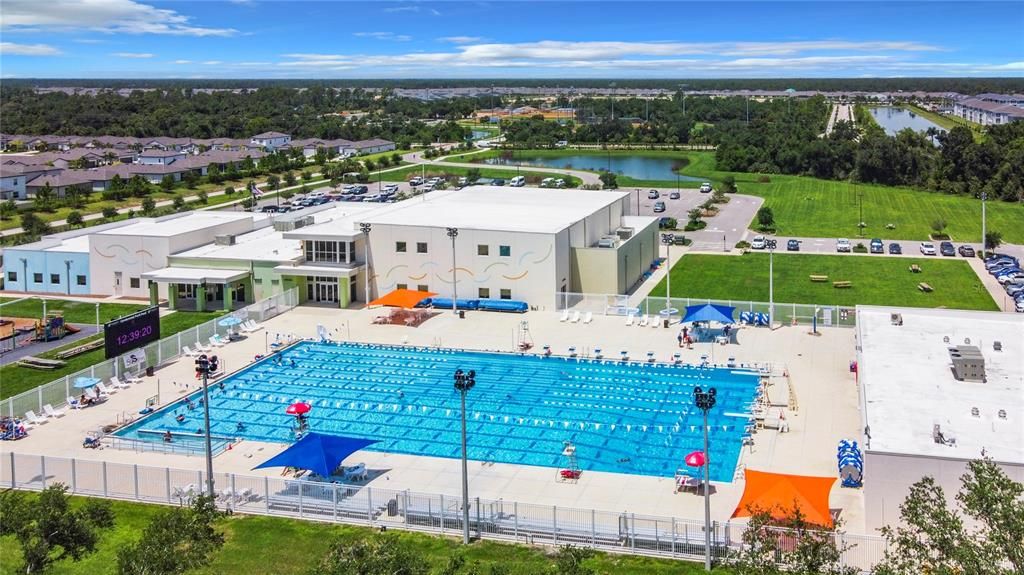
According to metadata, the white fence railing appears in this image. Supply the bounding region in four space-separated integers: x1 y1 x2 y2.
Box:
1 289 298 420
555 292 856 328
0 452 886 571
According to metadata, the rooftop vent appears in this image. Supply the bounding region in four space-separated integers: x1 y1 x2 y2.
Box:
949 345 985 383
998 409 1007 420
596 236 619 249
970 407 980 418
273 215 314 232
614 227 634 241
214 234 236 246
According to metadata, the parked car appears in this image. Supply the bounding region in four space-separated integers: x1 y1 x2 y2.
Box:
939 242 955 256
836 238 851 253
958 245 976 257
553 178 566 188
648 190 660 199
888 243 902 255
751 236 767 249
986 257 1019 270
653 201 666 213
1016 300 1024 313
919 242 937 256
492 179 505 186
260 205 279 213
383 183 399 194
988 261 1019 274
699 182 712 193
408 177 422 186
669 191 680 199
787 239 800 251
870 239 884 254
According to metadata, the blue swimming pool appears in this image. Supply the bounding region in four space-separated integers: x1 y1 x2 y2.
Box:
116 342 761 481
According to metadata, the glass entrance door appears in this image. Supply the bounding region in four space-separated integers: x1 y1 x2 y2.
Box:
307 276 338 304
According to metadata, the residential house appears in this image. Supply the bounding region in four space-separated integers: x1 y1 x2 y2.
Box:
137 149 187 166
25 171 96 198
952 98 1024 125
250 131 292 150
0 164 62 200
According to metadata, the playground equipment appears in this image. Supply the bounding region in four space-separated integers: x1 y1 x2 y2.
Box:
35 311 77 342
837 439 864 488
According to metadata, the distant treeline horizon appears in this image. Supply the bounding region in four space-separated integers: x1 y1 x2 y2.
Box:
5 77 1024 94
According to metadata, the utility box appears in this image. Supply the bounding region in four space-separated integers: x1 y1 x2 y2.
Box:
949 345 985 382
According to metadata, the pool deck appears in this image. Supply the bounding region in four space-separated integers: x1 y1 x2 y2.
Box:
5 305 866 533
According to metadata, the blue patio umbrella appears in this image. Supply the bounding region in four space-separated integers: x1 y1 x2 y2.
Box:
682 304 736 324
253 432 378 478
217 316 243 328
72 377 102 389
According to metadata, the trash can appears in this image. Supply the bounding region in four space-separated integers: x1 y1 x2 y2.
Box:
458 310 465 319
663 318 669 328
146 366 154 377
387 498 398 517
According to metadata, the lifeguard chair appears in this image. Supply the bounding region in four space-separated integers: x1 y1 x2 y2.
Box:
557 441 581 483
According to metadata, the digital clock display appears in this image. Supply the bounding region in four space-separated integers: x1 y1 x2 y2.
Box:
104 306 161 359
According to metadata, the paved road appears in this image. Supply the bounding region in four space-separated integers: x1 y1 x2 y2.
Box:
0 324 99 366
824 103 855 136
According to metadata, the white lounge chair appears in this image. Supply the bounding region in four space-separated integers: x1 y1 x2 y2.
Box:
122 371 144 384
242 320 264 332
24 411 47 425
110 377 131 390
194 342 212 353
208 335 226 348
43 404 66 418
342 463 368 482
625 314 635 326
582 311 593 324
182 346 201 357
569 311 581 323
651 315 661 328
638 315 649 327
96 381 116 396
559 310 570 322
67 396 84 410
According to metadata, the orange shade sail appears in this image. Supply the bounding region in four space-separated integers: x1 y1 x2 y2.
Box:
368 289 436 309
731 469 836 527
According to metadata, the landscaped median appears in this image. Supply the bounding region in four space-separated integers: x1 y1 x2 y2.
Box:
648 253 999 311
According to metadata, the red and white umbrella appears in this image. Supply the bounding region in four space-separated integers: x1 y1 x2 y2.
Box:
285 402 311 416
685 451 707 467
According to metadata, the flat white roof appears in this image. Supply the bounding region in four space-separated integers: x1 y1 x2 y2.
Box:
172 210 336 263
361 187 628 234
43 235 90 254
95 212 258 238
142 267 249 284
282 202 395 240
857 306 1024 464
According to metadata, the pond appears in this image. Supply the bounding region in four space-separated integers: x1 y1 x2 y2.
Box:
868 107 946 137
481 153 707 182
470 130 493 140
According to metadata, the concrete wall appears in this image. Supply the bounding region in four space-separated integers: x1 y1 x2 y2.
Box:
570 216 658 295
2 249 91 295
864 451 1024 533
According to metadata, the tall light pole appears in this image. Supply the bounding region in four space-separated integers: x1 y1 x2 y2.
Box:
661 233 675 313
980 192 987 257
194 353 219 498
359 223 372 303
64 260 72 295
453 368 476 544
446 227 458 315
693 386 718 572
770 245 777 324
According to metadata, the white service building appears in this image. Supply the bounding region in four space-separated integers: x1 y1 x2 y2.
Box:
856 306 1024 533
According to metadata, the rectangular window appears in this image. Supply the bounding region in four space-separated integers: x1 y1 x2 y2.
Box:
478 287 490 299
500 289 512 300
499 245 511 257
129 277 140 289
6 271 16 282
50 274 60 284
348 242 357 263
477 244 489 256
416 242 428 254
33 273 42 284
76 275 86 286
396 283 408 290
417 284 429 292
395 241 407 253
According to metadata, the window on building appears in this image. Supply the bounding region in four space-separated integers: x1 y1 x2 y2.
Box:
76 275 86 286
33 273 42 284
416 242 428 254
396 283 408 290
417 284 429 292
50 274 60 284
499 245 511 257
478 287 490 299
178 284 198 298
348 242 357 263
477 244 489 256
396 241 407 253
6 271 16 282
129 277 140 289
500 289 512 300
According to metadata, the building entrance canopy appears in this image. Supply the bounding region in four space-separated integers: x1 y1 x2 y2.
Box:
142 266 250 284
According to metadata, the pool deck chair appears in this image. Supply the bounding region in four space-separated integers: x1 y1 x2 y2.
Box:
569 311 581 323
96 382 116 396
24 411 48 425
559 310 570 322
638 315 649 327
67 396 83 410
182 346 200 357
625 314 635 326
43 404 66 418
109 377 131 390
582 311 593 324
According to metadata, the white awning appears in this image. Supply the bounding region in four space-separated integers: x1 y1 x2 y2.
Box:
273 263 362 278
142 267 249 284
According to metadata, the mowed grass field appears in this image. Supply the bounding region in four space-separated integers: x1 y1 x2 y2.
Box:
648 253 998 311
0 297 146 324
0 496 723 575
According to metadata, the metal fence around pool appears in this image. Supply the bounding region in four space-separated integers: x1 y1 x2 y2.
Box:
0 452 887 572
555 292 856 328
1 289 298 420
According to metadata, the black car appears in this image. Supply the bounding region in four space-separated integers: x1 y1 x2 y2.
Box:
870 239 884 254
958 245 976 257
940 241 956 257
888 243 902 255
787 239 800 251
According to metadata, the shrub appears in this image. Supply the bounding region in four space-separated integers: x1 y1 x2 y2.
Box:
224 186 236 196
757 175 771 183
102 206 119 219
66 211 84 227
735 240 751 249
853 242 869 253
196 190 209 204
172 196 186 211
141 197 157 214
658 217 678 230
684 221 707 231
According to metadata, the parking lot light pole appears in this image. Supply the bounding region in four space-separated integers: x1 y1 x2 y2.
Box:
359 223 371 304
981 192 987 257
693 386 717 572
446 227 459 315
194 354 219 498
454 368 476 544
662 233 675 312
766 239 777 328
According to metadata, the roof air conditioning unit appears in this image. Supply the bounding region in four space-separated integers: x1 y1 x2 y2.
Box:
615 227 634 240
214 234 236 246
948 345 985 383
597 236 619 248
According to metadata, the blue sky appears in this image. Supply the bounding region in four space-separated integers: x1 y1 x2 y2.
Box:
1 1 1022 78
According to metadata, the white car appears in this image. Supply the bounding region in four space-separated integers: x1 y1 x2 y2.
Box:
919 242 937 256
383 184 399 194
750 235 767 249
836 238 851 253
699 182 713 193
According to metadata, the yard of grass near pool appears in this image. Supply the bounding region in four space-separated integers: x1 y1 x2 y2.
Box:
0 297 146 325
0 496 727 575
648 253 998 311
0 309 224 399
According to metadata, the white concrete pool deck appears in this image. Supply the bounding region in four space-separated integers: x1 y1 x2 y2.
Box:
5 305 866 532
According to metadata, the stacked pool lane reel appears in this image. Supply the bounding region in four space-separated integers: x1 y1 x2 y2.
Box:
837 439 864 488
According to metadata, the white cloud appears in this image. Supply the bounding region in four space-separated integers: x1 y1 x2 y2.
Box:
112 51 154 58
0 41 61 56
354 31 412 41
0 0 237 37
202 60 222 65
384 5 441 15
438 36 483 44
172 59 191 64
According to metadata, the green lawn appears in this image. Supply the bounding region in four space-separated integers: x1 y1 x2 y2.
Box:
0 496 728 575
0 309 223 399
648 253 998 311
901 104 985 141
0 297 146 324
